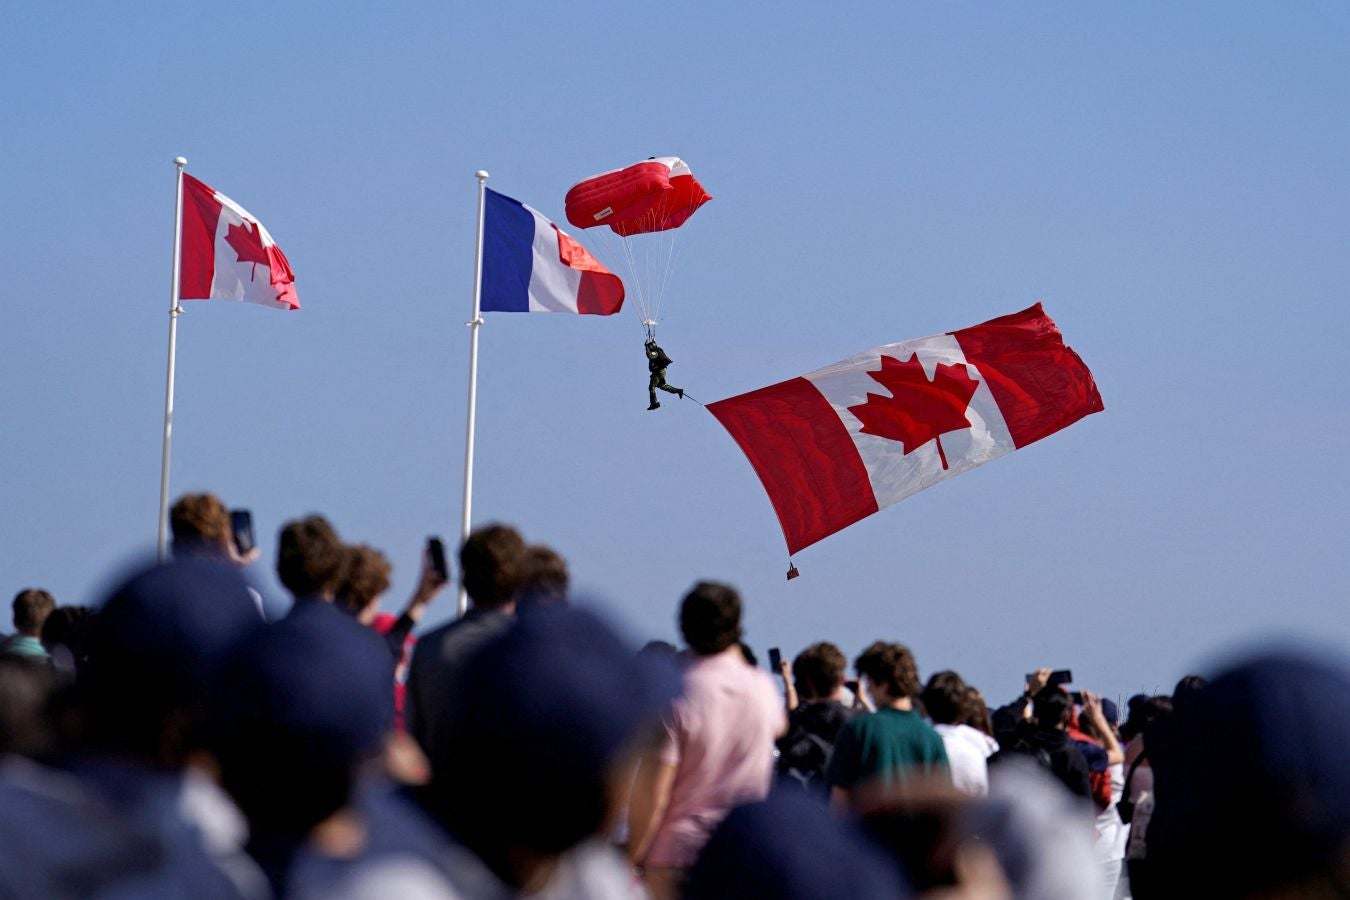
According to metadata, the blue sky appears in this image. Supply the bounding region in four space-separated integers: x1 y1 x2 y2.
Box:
3 2 1347 704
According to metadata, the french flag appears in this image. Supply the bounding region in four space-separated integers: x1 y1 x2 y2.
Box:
481 189 624 315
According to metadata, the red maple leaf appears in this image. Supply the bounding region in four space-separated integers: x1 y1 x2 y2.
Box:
225 220 269 281
847 353 981 470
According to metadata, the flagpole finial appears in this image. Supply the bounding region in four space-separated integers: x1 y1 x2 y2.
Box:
475 170 489 181
173 156 187 168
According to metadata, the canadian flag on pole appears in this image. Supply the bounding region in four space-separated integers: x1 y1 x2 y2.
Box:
708 304 1104 556
179 174 299 310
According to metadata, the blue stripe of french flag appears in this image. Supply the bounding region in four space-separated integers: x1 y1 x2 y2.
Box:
481 188 625 315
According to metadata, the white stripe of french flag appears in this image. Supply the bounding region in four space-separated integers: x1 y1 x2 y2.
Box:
480 189 624 315
708 304 1104 555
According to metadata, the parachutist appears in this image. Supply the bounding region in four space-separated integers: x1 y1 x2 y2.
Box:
645 338 683 410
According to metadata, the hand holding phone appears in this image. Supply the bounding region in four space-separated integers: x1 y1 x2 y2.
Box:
229 510 255 556
768 646 783 672
1026 669 1073 692
426 537 449 583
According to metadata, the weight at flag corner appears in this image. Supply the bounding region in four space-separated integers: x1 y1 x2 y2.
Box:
707 303 1104 556
180 174 299 311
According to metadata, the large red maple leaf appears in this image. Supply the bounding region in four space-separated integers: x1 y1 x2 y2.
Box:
225 220 269 281
847 353 980 470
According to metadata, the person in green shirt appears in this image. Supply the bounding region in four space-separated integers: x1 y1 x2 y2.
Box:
826 640 949 810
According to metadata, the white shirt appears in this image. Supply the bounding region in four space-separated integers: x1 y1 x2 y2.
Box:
933 723 998 796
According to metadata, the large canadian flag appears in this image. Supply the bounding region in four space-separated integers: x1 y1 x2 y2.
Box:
708 304 1104 555
179 174 299 310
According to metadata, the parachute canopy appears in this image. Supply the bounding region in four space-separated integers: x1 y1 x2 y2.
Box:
565 157 711 237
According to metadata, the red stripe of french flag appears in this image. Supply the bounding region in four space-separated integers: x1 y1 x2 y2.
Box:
708 304 1103 555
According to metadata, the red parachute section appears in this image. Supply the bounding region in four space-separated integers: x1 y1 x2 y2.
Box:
565 158 711 237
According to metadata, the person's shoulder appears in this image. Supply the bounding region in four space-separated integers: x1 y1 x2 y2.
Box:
839 709 877 738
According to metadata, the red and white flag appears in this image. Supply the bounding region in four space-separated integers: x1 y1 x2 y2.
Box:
179 174 299 310
708 304 1104 555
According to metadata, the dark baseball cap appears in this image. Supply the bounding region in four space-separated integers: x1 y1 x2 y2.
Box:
684 791 911 899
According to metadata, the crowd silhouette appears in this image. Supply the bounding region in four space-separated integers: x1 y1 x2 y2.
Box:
1 493 1346 899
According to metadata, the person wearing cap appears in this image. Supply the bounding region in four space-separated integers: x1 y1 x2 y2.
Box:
206 599 424 897
404 604 678 899
1145 648 1350 898
683 790 913 899
627 581 786 900
6 558 272 898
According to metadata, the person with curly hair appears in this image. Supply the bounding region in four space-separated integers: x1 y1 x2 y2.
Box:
825 641 948 810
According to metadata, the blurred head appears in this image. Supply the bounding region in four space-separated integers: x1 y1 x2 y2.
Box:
960 686 994 736
1121 693 1168 743
460 524 528 610
1099 697 1120 729
856 642 922 701
639 639 678 661
208 602 393 840
1172 674 1209 718
424 605 679 883
276 515 344 599
793 642 847 701
516 543 569 609
684 791 911 899
334 544 391 623
41 604 94 680
169 492 232 555
12 588 56 637
0 655 54 758
82 558 261 766
679 581 742 656
1152 648 1350 898
1031 686 1073 731
921 670 969 725
738 641 759 667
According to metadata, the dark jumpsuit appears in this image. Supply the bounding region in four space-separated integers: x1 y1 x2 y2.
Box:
646 340 683 409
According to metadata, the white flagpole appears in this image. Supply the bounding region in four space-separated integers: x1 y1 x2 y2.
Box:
457 170 489 617
156 156 188 562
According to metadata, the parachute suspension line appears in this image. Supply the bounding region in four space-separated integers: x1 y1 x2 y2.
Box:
655 228 682 325
596 230 648 331
642 196 683 328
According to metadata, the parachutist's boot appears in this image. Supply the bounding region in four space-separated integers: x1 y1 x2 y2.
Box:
676 389 684 399
648 401 660 411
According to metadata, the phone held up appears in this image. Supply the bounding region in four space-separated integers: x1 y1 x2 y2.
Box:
1027 669 1073 688
426 537 449 581
229 510 255 556
767 647 782 670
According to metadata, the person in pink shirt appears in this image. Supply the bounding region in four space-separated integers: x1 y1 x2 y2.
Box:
627 581 786 900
